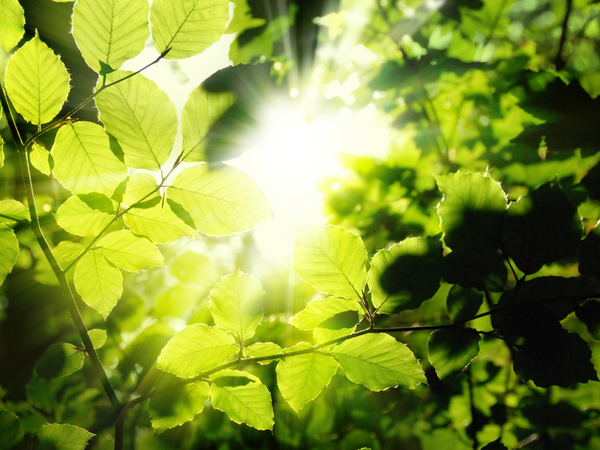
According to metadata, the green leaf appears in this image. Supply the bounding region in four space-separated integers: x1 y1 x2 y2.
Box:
313 326 356 344
4 35 70 125
503 182 582 274
330 333 426 391
435 172 507 253
36 343 85 379
276 342 339 413
30 143 52 175
95 70 178 169
124 203 197 243
72 0 149 73
150 0 230 60
51 122 128 197
290 297 362 331
122 173 160 207
97 230 164 271
427 329 480 378
446 285 483 323
181 85 235 162
0 199 30 226
209 271 265 341
157 324 238 377
243 342 282 365
0 223 19 285
371 235 444 314
150 375 210 434
54 194 116 237
0 410 24 448
294 225 368 301
52 241 85 271
210 369 274 430
167 163 272 236
0 0 24 52
87 329 107 349
576 301 600 340
37 424 94 450
74 250 123 319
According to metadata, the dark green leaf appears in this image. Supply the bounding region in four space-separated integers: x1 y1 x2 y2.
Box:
0 410 23 448
428 329 480 379
36 343 85 379
37 423 94 450
576 300 600 340
447 285 483 323
580 226 600 279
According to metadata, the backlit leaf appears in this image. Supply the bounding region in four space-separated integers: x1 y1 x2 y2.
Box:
150 0 230 60
124 203 197 243
0 410 23 448
87 329 107 349
0 199 30 226
330 333 426 391
294 225 367 301
37 424 94 450
52 241 85 271
36 343 85 379
167 163 272 236
95 71 178 169
72 0 149 73
243 342 282 365
210 369 274 430
157 324 238 377
428 329 480 378
97 230 164 271
371 235 444 314
4 35 70 125
30 143 51 175
276 342 339 413
74 250 123 319
181 85 235 162
150 375 210 434
51 122 128 197
54 194 115 237
0 223 19 285
122 173 160 207
209 271 265 341
0 0 24 52
290 297 362 331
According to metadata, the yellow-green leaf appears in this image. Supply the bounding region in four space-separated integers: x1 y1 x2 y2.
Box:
72 0 149 73
290 297 362 331
5 35 70 125
243 342 282 365
51 122 128 196
0 0 25 52
0 223 19 285
124 202 197 243
97 230 164 272
55 194 115 237
122 173 160 206
87 329 107 349
150 0 230 59
30 143 51 175
95 71 178 169
52 241 85 271
167 163 272 236
74 250 123 319
0 199 30 226
37 424 94 450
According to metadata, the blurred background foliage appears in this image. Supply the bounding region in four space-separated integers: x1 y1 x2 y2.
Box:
2 0 600 448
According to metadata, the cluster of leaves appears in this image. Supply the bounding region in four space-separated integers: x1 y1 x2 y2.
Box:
1 0 600 450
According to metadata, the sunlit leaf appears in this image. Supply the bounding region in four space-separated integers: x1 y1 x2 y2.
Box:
52 241 85 271
0 199 30 226
0 223 19 285
208 271 264 341
0 410 23 448
87 329 107 349
210 369 274 430
276 342 339 413
370 236 444 314
72 0 149 73
30 143 51 175
37 424 94 450
243 342 282 365
330 333 425 391
0 0 24 52
290 297 362 331
36 343 85 379
95 71 178 169
97 230 164 272
294 225 367 301
124 202 197 243
157 324 238 377
122 173 160 207
428 329 480 378
169 251 217 287
167 163 272 236
54 194 115 237
181 85 235 162
4 35 70 125
51 122 128 197
150 375 210 434
150 0 230 59
74 250 123 319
